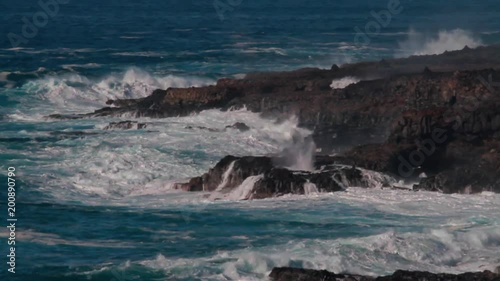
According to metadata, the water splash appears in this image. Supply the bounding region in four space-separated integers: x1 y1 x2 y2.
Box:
274 116 316 172
397 29 483 57
216 161 236 191
226 175 264 201
330 77 360 89
303 181 319 195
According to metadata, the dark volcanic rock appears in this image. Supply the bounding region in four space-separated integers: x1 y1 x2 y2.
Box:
378 270 500 281
89 86 240 118
67 45 500 151
173 177 204 192
185 125 221 132
270 267 373 281
49 131 99 137
199 155 274 192
415 166 500 194
225 122 251 132
249 168 344 200
175 155 397 199
49 45 500 194
103 121 147 130
269 267 500 281
46 114 84 120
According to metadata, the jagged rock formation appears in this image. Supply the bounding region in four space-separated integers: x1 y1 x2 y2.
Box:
174 155 397 199
48 45 500 194
269 267 500 281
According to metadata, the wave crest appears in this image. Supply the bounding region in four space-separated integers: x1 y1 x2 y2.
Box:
11 68 214 115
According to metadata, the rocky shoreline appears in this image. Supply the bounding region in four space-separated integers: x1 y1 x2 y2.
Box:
269 267 500 281
49 44 500 196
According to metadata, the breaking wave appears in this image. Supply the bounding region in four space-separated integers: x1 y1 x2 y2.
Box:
4 68 214 118
60 189 500 281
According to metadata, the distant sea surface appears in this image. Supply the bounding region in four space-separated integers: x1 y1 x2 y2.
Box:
0 0 499 280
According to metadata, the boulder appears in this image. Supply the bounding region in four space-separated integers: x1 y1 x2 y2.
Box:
225 122 251 132
269 267 500 281
175 155 397 199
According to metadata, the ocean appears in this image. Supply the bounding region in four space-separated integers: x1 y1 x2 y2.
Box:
1 0 500 280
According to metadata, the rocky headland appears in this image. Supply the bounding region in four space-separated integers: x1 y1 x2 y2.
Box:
49 44 500 197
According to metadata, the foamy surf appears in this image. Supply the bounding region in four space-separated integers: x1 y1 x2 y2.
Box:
69 189 500 281
3 68 214 117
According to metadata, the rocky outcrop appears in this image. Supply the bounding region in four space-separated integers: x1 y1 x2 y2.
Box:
174 155 398 199
183 122 250 133
269 267 500 281
55 45 500 153
48 45 500 195
174 66 500 195
91 86 240 118
225 122 251 132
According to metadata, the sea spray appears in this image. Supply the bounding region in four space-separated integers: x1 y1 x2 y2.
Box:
216 160 236 191
226 175 264 200
359 169 395 189
330 77 360 89
272 116 317 172
303 181 319 195
397 29 483 57
285 134 316 171
14 68 214 115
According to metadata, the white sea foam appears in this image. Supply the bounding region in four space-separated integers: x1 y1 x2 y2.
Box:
359 168 397 189
226 175 264 201
10 109 315 205
303 181 319 195
330 76 360 89
134 223 500 280
117 189 500 280
216 161 236 191
61 63 102 71
397 29 483 57
7 68 214 117
241 47 288 56
273 116 316 172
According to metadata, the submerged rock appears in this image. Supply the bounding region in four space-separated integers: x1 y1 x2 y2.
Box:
185 125 221 132
103 121 147 130
225 122 251 132
269 267 500 281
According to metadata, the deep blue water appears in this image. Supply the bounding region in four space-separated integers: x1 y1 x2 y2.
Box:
1 0 500 280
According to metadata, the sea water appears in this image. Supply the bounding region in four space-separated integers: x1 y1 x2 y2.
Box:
0 0 499 280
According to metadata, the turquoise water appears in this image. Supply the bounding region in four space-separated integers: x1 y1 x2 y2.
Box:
1 0 500 280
